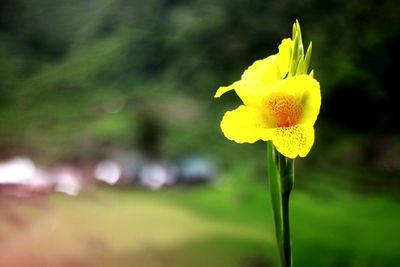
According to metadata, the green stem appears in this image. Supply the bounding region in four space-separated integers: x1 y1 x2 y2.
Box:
282 191 292 267
267 142 294 267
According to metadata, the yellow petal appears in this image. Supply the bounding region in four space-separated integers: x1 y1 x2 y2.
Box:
214 85 233 98
220 105 274 143
215 80 269 107
214 57 282 106
240 55 281 86
276 38 293 78
272 124 314 158
214 55 279 99
214 38 294 101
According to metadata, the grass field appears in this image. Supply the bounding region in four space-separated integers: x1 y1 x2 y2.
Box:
0 172 399 267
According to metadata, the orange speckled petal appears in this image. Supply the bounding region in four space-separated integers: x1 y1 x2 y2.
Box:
272 124 314 158
257 75 321 126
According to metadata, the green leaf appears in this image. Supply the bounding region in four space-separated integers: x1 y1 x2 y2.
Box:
303 42 313 74
295 20 304 57
296 57 305 75
289 34 299 77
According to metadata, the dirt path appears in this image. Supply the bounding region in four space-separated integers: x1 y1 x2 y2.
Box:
0 191 272 267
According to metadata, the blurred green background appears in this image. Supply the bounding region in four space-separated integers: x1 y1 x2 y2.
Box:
0 0 399 266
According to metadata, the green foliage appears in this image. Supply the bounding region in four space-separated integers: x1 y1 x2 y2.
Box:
0 0 399 165
154 170 400 267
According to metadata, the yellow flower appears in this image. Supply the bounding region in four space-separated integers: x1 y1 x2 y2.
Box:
215 40 321 159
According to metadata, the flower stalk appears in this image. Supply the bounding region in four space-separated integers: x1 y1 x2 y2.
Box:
268 141 294 267
215 20 320 267
267 20 308 267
